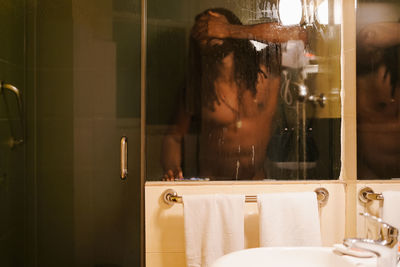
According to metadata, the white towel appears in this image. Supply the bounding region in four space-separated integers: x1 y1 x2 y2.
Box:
183 194 245 267
258 191 322 247
382 191 400 230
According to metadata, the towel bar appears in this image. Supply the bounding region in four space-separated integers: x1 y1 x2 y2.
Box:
358 187 384 204
162 187 329 206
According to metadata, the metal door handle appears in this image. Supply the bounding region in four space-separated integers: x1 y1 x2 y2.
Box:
120 136 128 180
1 82 24 148
1 82 22 108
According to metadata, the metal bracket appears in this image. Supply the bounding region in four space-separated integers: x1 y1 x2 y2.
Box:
359 187 384 204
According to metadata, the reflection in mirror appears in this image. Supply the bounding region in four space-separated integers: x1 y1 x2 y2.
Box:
146 0 341 181
356 0 400 179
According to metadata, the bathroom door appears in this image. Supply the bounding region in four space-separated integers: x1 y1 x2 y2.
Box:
2 0 143 266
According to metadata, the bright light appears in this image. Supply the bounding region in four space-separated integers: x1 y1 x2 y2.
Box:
316 0 329 25
279 0 302 26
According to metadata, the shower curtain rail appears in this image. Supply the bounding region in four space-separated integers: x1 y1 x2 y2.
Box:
162 187 329 206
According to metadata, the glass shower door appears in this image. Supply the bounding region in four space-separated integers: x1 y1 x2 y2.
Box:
0 0 26 266
29 1 142 266
2 0 143 266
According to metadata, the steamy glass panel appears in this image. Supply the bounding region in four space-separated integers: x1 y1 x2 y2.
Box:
146 0 341 181
357 0 400 179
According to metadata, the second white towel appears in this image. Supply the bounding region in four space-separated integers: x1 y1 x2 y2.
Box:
258 191 322 247
183 194 245 267
382 191 400 230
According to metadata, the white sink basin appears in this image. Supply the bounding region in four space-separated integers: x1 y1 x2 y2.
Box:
211 247 364 267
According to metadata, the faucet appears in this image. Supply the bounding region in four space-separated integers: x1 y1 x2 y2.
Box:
343 213 399 267
292 80 326 107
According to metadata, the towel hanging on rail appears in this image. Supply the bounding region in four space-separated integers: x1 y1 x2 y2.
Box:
382 191 400 231
183 194 245 267
258 191 322 247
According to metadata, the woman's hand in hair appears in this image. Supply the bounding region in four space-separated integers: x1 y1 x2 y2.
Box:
191 11 231 41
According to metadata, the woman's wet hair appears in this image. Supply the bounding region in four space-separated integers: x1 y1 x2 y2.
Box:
187 8 281 112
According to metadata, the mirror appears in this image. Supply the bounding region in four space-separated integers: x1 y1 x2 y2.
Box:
146 0 341 181
356 0 400 179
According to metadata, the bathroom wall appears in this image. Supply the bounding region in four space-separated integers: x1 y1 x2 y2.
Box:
145 182 346 267
144 182 400 267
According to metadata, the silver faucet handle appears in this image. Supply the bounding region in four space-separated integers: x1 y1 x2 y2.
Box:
360 212 388 226
360 212 399 248
360 212 396 231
